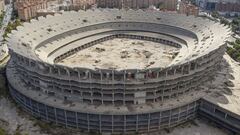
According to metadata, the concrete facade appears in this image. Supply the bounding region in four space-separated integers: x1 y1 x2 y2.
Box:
96 0 178 10
196 0 240 16
179 1 199 16
0 0 4 12
6 10 235 134
69 0 96 10
14 0 48 21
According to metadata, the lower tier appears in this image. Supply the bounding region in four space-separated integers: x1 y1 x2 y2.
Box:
9 85 198 134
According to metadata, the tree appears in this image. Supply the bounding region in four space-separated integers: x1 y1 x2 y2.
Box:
211 11 220 18
232 18 240 26
157 2 164 10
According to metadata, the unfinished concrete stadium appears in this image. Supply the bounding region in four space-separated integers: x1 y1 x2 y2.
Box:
5 9 240 134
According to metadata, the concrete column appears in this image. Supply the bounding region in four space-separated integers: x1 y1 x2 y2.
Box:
54 108 57 124
37 101 40 116
177 83 179 97
168 109 172 126
112 70 114 81
123 71 126 105
158 112 161 129
224 113 228 119
29 99 33 115
136 0 138 9
188 64 191 73
131 0 134 8
76 112 79 129
99 115 102 133
78 70 81 79
106 72 110 80
154 90 157 103
177 107 181 122
136 114 139 131
195 62 198 69
89 71 93 104
162 80 166 102
100 71 103 105
64 110 67 127
66 68 70 77
100 71 103 81
186 104 190 120
45 104 48 121
181 66 184 74
87 114 90 132
124 115 126 133
193 101 197 112
147 113 150 132
57 67 61 76
112 115 114 133
26 58 30 66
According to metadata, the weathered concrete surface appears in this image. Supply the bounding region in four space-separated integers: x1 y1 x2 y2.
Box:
0 66 230 135
156 118 229 135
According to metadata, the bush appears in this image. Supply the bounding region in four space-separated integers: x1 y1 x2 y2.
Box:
226 45 240 62
227 41 235 45
237 55 240 62
227 47 236 56
236 39 240 44
233 43 240 51
220 18 230 25
3 19 22 39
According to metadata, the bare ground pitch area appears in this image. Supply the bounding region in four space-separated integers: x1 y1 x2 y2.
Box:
59 38 179 70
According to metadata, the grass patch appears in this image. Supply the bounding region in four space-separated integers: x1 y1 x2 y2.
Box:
0 127 7 135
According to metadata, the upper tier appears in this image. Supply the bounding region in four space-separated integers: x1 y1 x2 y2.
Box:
7 9 231 71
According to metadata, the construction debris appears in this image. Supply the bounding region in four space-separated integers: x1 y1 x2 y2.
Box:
142 50 153 58
95 47 105 53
